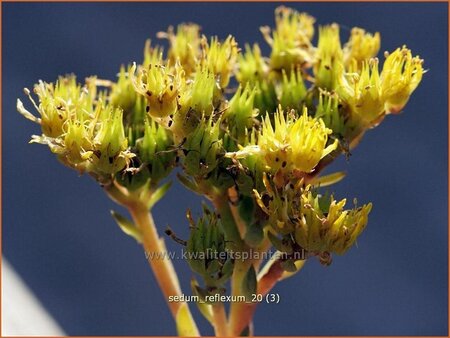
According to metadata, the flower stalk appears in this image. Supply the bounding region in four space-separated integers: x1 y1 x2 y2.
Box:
105 183 200 336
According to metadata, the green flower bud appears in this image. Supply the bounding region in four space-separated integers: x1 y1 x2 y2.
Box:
223 85 258 142
236 43 267 84
315 90 345 137
92 106 134 175
169 66 216 141
182 67 215 116
235 43 277 114
313 24 344 91
186 207 234 288
253 80 278 116
137 118 176 184
183 117 222 178
277 67 307 111
110 65 138 115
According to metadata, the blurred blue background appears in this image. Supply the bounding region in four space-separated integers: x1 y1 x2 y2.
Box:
3 2 448 336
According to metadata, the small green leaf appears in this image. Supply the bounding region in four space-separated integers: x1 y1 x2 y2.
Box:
280 259 306 281
238 195 255 225
241 265 257 300
110 210 142 243
280 259 297 272
191 279 213 324
267 231 292 254
244 222 264 247
309 171 346 187
176 302 199 337
147 180 172 209
177 173 199 194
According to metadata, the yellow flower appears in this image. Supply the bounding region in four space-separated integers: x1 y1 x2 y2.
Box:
131 58 184 119
158 24 201 76
261 6 315 70
231 107 338 174
293 188 372 255
288 108 338 173
18 75 137 177
381 46 424 113
62 117 94 170
254 177 372 257
200 35 238 88
337 58 385 128
344 27 380 71
336 47 424 130
183 116 222 178
25 76 96 138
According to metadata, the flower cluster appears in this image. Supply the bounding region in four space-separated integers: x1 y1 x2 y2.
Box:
18 6 424 314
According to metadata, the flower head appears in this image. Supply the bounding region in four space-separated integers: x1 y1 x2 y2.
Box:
337 58 385 128
200 35 238 88
158 23 201 76
258 107 338 174
131 57 184 119
381 46 424 113
344 27 380 70
254 176 372 259
261 6 315 71
17 76 135 178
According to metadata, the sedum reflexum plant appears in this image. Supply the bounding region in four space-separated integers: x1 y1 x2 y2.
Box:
17 7 424 336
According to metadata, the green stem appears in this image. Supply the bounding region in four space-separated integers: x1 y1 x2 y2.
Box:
212 302 228 337
212 194 255 336
105 183 200 336
213 195 245 251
